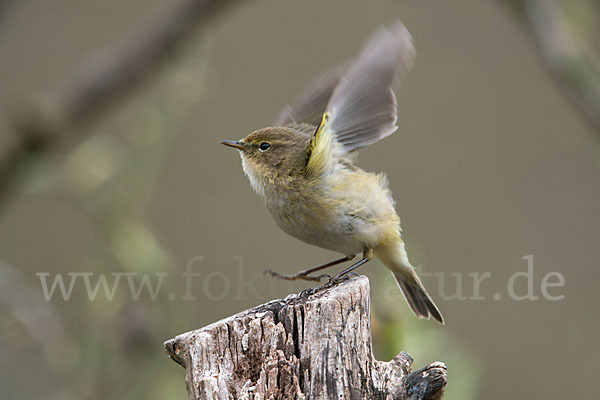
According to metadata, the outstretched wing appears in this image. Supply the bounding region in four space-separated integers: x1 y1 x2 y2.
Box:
305 22 416 177
273 65 346 129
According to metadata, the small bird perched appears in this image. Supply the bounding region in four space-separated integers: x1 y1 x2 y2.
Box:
221 21 444 324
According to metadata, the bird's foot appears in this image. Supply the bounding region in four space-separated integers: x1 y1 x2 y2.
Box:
264 269 327 282
298 287 316 298
297 274 336 298
323 271 359 287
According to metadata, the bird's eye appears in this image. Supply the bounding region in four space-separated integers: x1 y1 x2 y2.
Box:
258 142 271 152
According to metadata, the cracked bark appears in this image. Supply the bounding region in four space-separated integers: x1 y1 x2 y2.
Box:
164 276 447 399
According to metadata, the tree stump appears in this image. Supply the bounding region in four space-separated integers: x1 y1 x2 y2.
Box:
164 275 447 399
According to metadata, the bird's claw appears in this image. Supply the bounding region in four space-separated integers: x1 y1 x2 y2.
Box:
325 272 358 287
264 269 282 278
298 287 314 298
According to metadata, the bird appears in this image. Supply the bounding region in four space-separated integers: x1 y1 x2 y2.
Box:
220 21 444 324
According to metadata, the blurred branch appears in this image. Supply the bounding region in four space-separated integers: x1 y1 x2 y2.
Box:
0 259 68 348
504 0 600 131
527 0 600 130
0 0 239 214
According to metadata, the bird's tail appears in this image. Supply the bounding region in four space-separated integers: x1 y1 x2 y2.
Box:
391 270 444 324
377 238 444 324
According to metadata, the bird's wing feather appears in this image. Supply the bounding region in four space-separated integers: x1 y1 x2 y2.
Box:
305 22 415 177
273 65 346 129
325 21 415 152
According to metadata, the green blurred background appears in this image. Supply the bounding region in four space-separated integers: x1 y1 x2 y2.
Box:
1 0 599 399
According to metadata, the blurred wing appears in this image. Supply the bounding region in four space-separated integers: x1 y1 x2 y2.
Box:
326 21 415 152
273 65 346 129
305 21 415 177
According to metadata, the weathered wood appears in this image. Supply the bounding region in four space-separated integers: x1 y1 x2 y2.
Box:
164 276 446 399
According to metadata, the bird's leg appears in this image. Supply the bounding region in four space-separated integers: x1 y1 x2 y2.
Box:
265 255 355 282
328 248 374 284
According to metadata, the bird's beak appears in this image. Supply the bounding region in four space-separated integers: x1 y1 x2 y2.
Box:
220 140 246 150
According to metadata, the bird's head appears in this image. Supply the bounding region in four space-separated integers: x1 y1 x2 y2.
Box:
221 127 311 194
